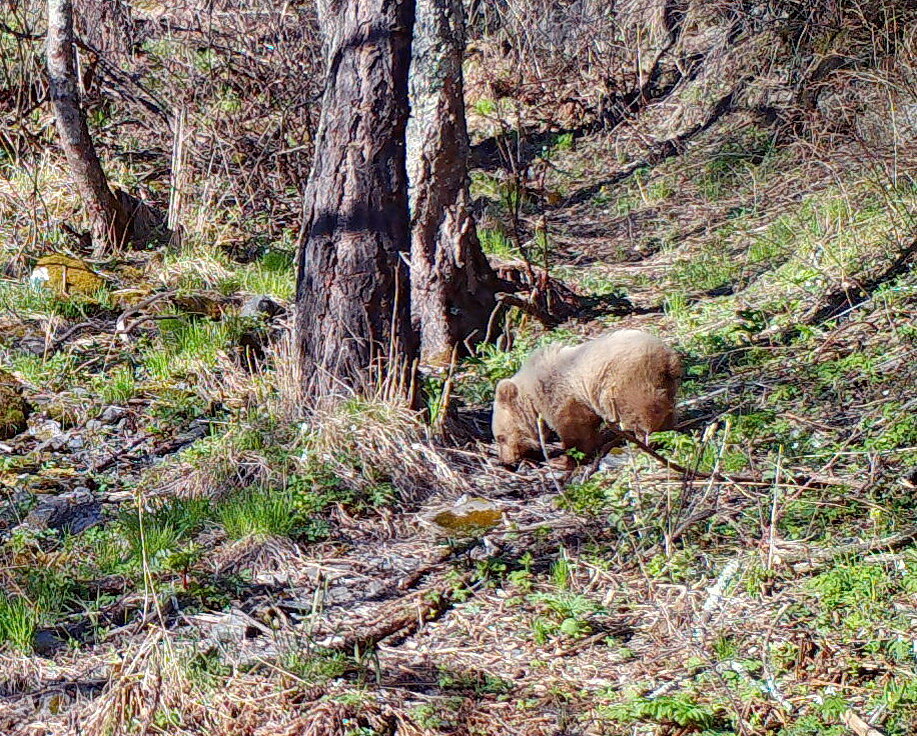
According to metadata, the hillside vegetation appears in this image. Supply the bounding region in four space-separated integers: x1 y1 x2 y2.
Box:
1 1 917 734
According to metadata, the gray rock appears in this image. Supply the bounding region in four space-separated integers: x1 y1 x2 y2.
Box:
100 406 128 424
36 434 69 453
240 294 284 319
33 629 66 656
22 488 102 535
29 419 63 442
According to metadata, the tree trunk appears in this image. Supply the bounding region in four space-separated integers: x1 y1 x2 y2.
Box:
407 0 501 366
47 0 129 256
294 0 418 396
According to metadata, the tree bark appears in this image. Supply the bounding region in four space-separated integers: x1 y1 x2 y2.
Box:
407 0 501 366
46 0 129 256
294 0 418 395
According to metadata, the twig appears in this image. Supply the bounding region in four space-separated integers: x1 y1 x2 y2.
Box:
841 709 885 736
48 320 105 354
784 527 917 572
580 425 857 491
92 433 155 473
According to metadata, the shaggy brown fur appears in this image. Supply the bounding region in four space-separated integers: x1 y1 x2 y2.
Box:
492 330 682 465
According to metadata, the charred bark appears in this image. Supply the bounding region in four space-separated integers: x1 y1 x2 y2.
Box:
46 0 129 256
294 0 418 395
407 0 501 366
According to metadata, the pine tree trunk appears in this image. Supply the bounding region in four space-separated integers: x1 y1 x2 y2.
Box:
294 0 418 395
407 0 501 366
46 0 128 256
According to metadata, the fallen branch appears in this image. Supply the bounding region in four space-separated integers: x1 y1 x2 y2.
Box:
91 432 155 473
116 289 177 340
316 573 472 653
580 425 857 491
783 527 917 572
48 319 106 354
841 709 885 736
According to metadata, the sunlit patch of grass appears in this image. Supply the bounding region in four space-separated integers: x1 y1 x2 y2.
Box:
140 316 242 380
159 242 237 292
8 351 80 391
0 281 59 316
478 227 520 259
117 496 212 572
0 596 37 652
663 181 917 346
551 264 628 298
95 364 138 405
232 248 296 300
215 485 301 540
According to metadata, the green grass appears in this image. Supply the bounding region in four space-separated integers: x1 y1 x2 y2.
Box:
0 281 59 316
95 364 138 405
8 352 80 391
279 645 350 683
217 249 296 300
0 596 38 652
141 316 241 380
118 497 212 571
477 226 520 259
216 486 301 540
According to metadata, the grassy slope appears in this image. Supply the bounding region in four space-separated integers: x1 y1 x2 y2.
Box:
2 5 917 736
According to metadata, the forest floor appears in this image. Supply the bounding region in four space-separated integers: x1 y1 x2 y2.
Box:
3 30 917 736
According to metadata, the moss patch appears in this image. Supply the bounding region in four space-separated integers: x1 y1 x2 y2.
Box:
32 254 105 297
0 371 31 439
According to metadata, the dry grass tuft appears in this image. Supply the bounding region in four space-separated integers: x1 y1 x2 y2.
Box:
211 534 306 582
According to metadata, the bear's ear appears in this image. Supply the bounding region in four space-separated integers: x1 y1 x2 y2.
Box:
495 379 519 403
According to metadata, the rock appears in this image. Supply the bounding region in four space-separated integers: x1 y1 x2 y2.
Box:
29 419 64 442
173 293 228 319
429 496 504 535
31 254 105 297
236 328 268 372
0 371 31 440
33 629 66 656
21 488 102 535
240 294 285 320
99 406 128 424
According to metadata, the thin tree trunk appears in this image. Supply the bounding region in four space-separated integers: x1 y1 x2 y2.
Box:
407 0 501 366
47 0 128 256
294 0 418 396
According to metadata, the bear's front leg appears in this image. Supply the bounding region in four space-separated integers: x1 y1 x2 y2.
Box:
553 401 603 465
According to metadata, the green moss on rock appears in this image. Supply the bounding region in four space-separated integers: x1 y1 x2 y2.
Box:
32 254 105 297
0 371 30 439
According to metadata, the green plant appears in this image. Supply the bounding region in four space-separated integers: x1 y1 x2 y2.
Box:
216 486 301 540
477 226 520 259
556 474 612 515
97 364 138 405
529 590 601 643
141 317 240 380
280 645 349 683
436 667 513 695
600 692 726 730
0 596 37 651
118 496 212 571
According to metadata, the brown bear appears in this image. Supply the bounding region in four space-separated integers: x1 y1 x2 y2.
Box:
492 330 681 465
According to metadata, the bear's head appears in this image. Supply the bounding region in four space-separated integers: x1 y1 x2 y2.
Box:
618 370 680 441
492 379 539 465
627 387 676 437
